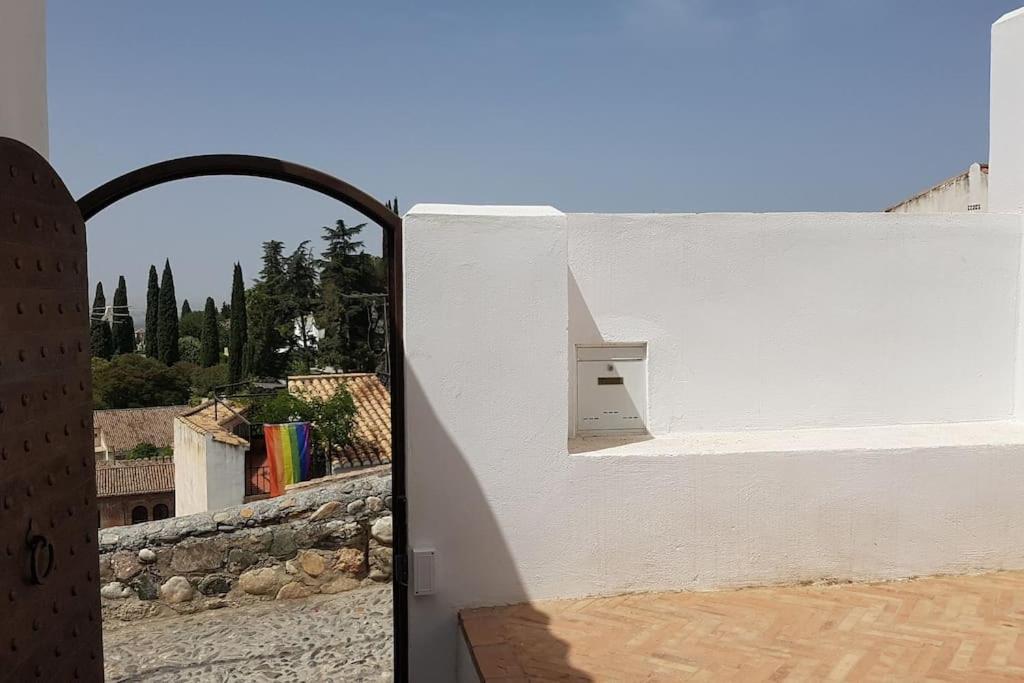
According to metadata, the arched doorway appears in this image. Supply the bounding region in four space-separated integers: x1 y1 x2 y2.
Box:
79 154 408 681
130 505 149 524
152 503 170 521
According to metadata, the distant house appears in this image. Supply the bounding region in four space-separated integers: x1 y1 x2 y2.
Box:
287 373 392 468
93 405 190 460
886 162 989 213
173 400 250 516
96 459 175 527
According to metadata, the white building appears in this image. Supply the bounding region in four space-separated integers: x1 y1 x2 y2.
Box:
886 161 989 213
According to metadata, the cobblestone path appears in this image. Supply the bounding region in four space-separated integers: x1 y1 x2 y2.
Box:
104 584 393 682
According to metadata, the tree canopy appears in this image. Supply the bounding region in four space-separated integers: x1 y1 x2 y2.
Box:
157 259 180 365
111 275 136 355
144 265 160 358
91 355 190 409
201 297 220 367
228 262 247 384
90 282 113 360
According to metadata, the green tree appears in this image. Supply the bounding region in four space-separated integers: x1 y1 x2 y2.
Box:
250 386 356 460
179 310 204 339
180 299 191 316
285 241 320 373
111 275 136 355
246 241 293 378
91 354 190 408
228 262 247 384
178 362 229 398
157 259 179 365
144 265 160 358
317 220 386 371
90 282 114 359
259 239 287 286
179 335 201 364
200 297 220 367
246 285 288 379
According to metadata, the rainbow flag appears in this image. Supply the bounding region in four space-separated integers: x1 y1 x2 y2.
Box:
264 422 313 497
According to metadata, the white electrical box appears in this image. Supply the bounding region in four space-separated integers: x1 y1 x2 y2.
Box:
576 344 647 435
413 548 436 596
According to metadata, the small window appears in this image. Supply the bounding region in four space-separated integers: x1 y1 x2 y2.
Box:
131 505 149 524
152 504 170 521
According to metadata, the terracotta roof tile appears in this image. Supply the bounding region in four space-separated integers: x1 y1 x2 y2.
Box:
287 373 392 468
177 400 250 447
94 405 190 454
95 460 175 497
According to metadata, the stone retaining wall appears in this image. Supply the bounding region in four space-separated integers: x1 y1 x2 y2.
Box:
98 468 392 621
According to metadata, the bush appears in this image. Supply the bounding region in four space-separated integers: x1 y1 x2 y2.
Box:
127 442 172 460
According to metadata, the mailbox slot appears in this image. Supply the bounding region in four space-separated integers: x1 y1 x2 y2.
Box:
576 344 647 435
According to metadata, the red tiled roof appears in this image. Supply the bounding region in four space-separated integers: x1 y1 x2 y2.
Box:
287 373 392 467
177 400 249 447
94 405 189 454
95 460 175 497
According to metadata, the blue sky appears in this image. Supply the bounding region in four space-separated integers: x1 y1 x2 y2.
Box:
47 1 1020 314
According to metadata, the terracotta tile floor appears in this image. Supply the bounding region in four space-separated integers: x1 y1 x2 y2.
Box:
460 571 1024 681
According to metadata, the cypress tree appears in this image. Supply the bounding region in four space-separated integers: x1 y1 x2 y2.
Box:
144 265 160 358
181 299 192 316
157 259 180 365
200 297 220 367
228 263 247 383
90 282 114 359
111 275 136 354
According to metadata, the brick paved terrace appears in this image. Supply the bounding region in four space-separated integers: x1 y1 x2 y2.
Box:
461 570 1024 681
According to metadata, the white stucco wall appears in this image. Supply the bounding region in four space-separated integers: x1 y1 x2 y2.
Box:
568 212 1020 434
205 437 246 512
990 8 1024 214
173 419 246 515
0 0 48 156
406 205 1024 681
173 420 210 517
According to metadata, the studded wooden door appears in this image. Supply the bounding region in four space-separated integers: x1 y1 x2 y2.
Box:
0 137 103 681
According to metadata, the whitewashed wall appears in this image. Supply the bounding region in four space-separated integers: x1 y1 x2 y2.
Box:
0 0 48 156
568 212 1021 434
173 420 246 516
404 204 1024 681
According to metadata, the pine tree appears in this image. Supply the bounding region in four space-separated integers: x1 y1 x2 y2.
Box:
318 220 385 370
90 282 114 359
111 275 136 354
200 297 220 367
286 241 320 373
228 263 247 384
157 259 180 365
259 240 286 286
144 265 159 358
181 299 191 316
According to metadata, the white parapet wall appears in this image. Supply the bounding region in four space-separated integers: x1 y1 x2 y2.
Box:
569 212 1020 434
405 205 1024 680
0 0 48 156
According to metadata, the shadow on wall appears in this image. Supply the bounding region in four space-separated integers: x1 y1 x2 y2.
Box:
568 267 649 443
406 367 593 681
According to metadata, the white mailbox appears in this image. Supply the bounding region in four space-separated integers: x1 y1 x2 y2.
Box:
576 344 647 435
